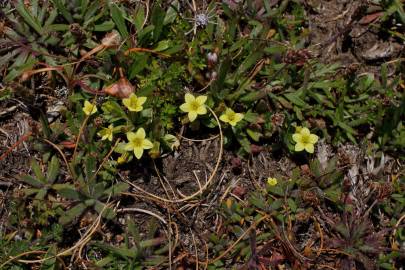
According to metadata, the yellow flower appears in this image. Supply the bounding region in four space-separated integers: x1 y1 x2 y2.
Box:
83 100 97 115
267 177 278 186
292 127 318 153
122 93 147 112
219 108 244 126
124 128 153 159
179 93 207 122
98 124 114 141
117 152 129 164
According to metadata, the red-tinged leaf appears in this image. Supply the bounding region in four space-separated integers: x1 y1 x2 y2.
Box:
59 141 76 149
359 12 383 25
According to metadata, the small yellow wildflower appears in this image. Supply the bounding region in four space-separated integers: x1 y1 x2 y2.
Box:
179 93 207 122
83 100 97 115
124 128 153 159
98 124 114 141
122 93 147 112
267 177 278 186
292 127 318 153
219 108 244 126
117 152 129 164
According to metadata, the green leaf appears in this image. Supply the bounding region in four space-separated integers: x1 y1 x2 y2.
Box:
127 219 141 244
102 100 128 122
40 244 57 270
59 203 87 224
211 57 232 93
129 53 149 80
21 175 43 188
284 91 307 108
163 1 179 25
44 8 58 28
243 111 259 123
240 89 267 102
235 51 263 77
5 54 37 82
103 183 129 197
54 184 82 200
94 201 116 219
51 0 74 23
324 185 341 203
110 4 128 38
47 156 60 184
85 156 97 181
24 188 40 197
16 0 43 35
287 198 297 212
133 5 145 32
246 128 262 142
151 4 165 41
92 182 106 199
31 159 46 182
153 40 171 52
94 20 115 32
248 193 266 210
34 188 48 200
48 24 70 31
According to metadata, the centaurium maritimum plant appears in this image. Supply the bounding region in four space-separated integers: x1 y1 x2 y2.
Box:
123 93 147 112
220 108 243 126
83 100 97 115
98 124 114 141
292 126 319 153
124 128 153 159
180 93 207 122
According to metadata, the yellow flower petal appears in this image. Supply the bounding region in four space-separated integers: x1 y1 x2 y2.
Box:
83 101 97 115
219 114 229 123
308 134 318 144
267 177 278 186
292 133 302 143
196 105 207 115
196 95 207 105
300 127 310 136
295 142 305 152
180 103 191 112
126 132 136 141
122 94 146 112
124 142 134 151
133 147 144 159
136 127 146 139
188 111 198 122
122 98 131 109
117 154 127 164
228 113 243 126
305 143 314 153
137 96 147 106
142 139 153 149
234 113 244 122
185 93 195 103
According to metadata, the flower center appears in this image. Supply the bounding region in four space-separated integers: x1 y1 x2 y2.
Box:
130 99 138 107
301 134 310 144
227 114 235 121
190 101 200 111
132 138 143 148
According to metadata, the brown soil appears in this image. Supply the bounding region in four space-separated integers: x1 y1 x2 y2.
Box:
307 0 403 70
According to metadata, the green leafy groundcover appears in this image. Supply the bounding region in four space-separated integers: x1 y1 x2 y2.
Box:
0 0 404 269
